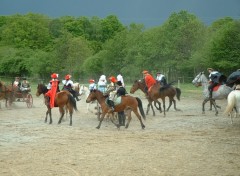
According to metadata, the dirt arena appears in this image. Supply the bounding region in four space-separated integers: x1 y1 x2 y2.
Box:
0 90 240 176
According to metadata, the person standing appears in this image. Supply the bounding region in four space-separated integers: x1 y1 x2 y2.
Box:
62 74 80 101
116 80 127 126
45 73 60 108
117 73 125 87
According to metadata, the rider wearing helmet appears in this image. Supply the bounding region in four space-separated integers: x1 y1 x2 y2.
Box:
62 74 80 101
89 79 97 91
103 76 117 112
207 68 226 99
142 70 156 95
45 73 60 108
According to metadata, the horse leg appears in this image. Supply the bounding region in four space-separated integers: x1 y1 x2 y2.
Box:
162 98 166 117
210 99 218 116
109 112 120 129
132 108 145 129
150 103 155 116
69 107 73 126
171 98 180 111
154 100 162 113
45 110 48 123
202 99 209 114
58 107 65 124
166 98 172 111
96 112 107 129
49 108 53 124
125 113 132 129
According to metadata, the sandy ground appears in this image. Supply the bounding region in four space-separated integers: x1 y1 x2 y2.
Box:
0 91 240 176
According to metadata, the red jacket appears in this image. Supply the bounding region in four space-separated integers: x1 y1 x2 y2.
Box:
144 73 156 89
45 79 59 108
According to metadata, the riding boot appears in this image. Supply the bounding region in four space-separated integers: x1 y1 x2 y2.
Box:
209 90 213 100
108 100 115 112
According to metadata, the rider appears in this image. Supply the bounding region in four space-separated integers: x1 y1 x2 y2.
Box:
207 68 226 99
226 69 240 89
45 73 60 108
20 78 31 99
89 79 97 91
142 70 156 96
156 72 167 86
103 76 117 112
62 74 80 101
117 73 125 87
13 77 21 91
116 80 127 126
97 75 107 93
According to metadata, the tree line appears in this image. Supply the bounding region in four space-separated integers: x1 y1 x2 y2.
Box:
0 11 239 83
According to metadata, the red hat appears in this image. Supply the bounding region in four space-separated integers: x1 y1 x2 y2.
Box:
109 76 117 83
142 70 148 74
65 74 71 80
89 79 95 83
51 73 58 79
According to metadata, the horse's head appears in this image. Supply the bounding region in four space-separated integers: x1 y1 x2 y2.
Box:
192 72 205 87
36 83 48 97
130 79 145 94
86 89 100 103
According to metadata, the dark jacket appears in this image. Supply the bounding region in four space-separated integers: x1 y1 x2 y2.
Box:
117 86 127 97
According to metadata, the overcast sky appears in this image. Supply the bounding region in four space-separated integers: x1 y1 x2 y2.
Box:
1 0 239 27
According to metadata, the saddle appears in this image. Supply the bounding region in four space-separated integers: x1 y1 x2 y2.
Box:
105 96 122 106
213 84 221 91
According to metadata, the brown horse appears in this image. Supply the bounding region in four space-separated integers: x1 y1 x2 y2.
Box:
36 83 77 126
130 80 181 116
0 81 14 107
130 80 161 116
86 89 146 129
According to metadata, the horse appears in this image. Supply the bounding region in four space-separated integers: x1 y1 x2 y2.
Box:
224 85 240 124
0 81 13 107
86 89 146 129
79 85 96 113
73 82 80 95
192 72 232 115
36 83 77 126
130 80 181 116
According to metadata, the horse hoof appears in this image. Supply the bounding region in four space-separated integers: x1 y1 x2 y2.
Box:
96 126 100 129
142 125 145 129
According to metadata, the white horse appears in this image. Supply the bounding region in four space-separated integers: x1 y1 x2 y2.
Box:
224 85 240 124
192 72 232 115
79 85 98 113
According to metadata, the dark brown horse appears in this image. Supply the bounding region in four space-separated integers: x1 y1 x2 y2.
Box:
130 80 160 116
86 89 146 129
36 83 77 126
130 80 181 116
0 81 14 107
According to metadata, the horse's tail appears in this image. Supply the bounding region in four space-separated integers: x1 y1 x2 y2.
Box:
136 97 146 120
224 92 235 115
68 94 78 111
176 87 181 101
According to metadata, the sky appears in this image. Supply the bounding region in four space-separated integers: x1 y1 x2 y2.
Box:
0 0 239 27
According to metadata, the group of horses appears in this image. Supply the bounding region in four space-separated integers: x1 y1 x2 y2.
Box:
2 72 239 129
